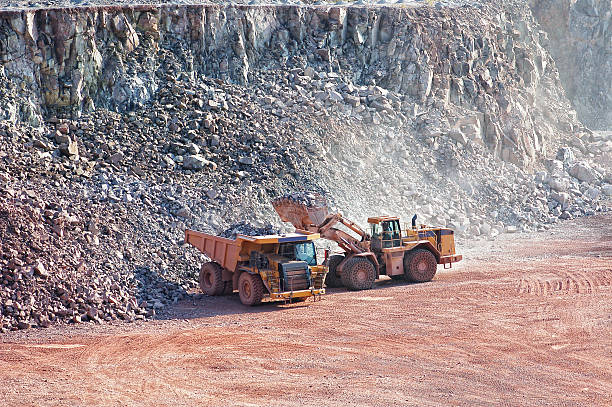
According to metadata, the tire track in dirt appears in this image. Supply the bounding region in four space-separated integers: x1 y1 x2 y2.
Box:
517 269 612 295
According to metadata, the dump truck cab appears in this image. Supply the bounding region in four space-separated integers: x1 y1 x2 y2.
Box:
247 237 324 298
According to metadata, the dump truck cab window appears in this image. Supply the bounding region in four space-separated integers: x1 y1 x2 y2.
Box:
278 242 317 266
295 242 317 266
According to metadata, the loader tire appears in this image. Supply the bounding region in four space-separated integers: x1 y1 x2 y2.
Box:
199 262 225 296
341 257 376 291
404 249 437 283
238 272 265 306
325 255 345 288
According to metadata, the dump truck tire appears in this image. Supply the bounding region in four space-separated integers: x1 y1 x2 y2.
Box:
199 262 225 296
341 257 375 290
238 272 265 306
404 249 437 282
325 255 345 288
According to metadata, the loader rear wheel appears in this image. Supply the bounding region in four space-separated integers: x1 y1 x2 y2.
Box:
404 249 437 283
341 257 376 291
325 255 345 288
238 272 265 306
199 262 225 296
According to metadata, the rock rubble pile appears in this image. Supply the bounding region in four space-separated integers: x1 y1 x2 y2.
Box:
219 222 281 239
0 2 609 331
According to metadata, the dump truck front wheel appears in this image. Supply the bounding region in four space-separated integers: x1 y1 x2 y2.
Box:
238 272 265 306
404 249 437 282
341 257 376 290
199 262 225 296
325 255 345 287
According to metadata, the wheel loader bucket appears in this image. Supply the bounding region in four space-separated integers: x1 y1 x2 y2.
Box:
272 193 329 229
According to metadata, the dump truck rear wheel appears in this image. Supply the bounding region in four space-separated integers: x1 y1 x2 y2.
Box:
199 262 225 296
404 249 437 282
341 257 375 290
325 255 345 288
238 272 265 306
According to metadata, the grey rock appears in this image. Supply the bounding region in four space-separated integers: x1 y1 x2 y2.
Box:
584 187 600 201
175 207 191 218
183 154 215 171
110 152 124 165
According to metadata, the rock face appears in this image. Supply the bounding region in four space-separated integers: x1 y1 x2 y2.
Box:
0 4 582 167
530 0 612 130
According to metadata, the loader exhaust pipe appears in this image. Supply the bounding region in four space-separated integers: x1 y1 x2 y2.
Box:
412 214 417 229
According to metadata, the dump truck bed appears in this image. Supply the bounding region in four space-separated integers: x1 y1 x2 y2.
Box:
185 230 242 272
185 229 322 272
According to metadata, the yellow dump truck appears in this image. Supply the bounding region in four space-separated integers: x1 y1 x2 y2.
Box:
185 229 327 305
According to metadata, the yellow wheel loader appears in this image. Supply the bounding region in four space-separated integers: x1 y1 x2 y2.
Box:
272 193 462 290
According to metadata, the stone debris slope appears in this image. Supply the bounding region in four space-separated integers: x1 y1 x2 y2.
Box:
0 2 610 331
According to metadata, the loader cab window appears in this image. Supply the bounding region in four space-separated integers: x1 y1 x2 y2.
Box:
279 242 317 266
371 223 383 252
381 220 402 248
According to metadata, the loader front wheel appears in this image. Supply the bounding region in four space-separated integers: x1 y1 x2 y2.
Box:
199 262 225 296
404 249 437 283
238 272 265 306
325 255 345 288
341 257 376 291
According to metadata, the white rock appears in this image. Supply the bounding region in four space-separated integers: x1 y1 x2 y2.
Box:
568 162 598 184
550 191 570 208
548 177 569 192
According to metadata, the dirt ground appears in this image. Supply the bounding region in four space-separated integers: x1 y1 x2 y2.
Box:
1 214 611 407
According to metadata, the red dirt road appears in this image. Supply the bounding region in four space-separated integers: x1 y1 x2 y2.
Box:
1 214 611 406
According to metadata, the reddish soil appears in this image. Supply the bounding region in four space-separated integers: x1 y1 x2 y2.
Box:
1 214 611 407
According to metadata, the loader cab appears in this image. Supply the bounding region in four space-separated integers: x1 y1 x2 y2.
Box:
368 217 402 250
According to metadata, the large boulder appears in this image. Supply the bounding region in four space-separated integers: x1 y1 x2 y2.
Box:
569 162 599 184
